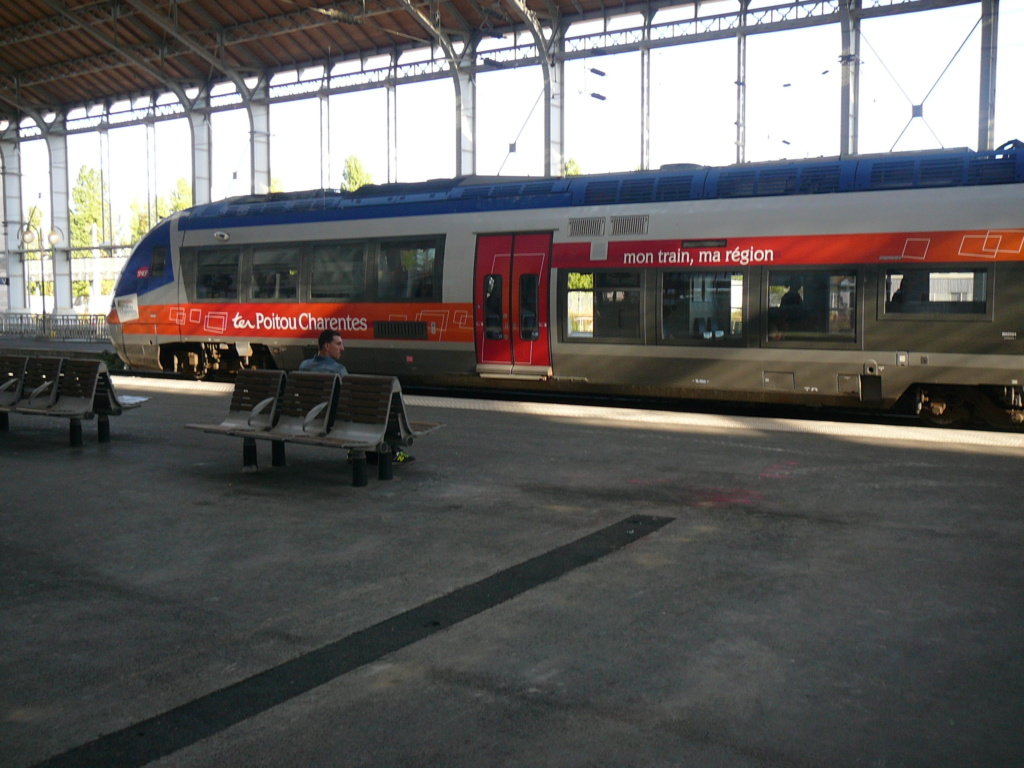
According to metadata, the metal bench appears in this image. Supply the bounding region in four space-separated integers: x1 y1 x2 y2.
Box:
0 356 148 445
186 371 441 486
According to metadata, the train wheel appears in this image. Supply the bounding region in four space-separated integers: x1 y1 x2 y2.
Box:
919 393 972 428
181 346 208 380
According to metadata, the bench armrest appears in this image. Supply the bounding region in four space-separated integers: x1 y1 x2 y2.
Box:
301 401 330 433
247 395 278 427
28 380 55 403
0 378 19 393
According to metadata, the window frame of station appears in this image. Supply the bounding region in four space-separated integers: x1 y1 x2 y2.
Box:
762 266 862 348
876 263 994 322
184 234 446 304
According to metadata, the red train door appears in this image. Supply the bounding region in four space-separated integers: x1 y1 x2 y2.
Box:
474 233 553 378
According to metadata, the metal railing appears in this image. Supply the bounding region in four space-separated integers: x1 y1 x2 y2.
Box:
0 313 111 341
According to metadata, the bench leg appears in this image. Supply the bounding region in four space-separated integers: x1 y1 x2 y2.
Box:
272 440 286 467
351 452 368 487
70 418 83 447
242 437 258 472
98 415 111 443
378 450 393 481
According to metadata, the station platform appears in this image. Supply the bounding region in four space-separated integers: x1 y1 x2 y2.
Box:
0 336 115 359
2 343 1023 768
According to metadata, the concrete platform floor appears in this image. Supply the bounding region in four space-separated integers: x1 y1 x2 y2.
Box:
2 376 1023 768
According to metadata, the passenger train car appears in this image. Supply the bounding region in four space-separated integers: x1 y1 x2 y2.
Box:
108 141 1024 428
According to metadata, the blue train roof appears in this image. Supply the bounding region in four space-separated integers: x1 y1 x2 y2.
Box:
181 140 1024 230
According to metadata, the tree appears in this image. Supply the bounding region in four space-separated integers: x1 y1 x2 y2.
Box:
564 158 582 176
70 166 107 251
169 177 192 211
26 204 43 231
128 178 193 244
342 155 372 192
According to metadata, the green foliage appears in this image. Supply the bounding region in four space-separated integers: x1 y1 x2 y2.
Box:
72 280 91 299
127 177 193 244
169 177 191 211
342 155 372 192
70 166 107 251
28 280 52 297
567 271 594 290
26 204 43 232
564 158 582 176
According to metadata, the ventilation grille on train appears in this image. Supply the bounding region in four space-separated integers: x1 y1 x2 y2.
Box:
581 174 700 205
619 179 655 204
582 181 621 206
655 174 697 201
610 215 649 236
716 170 757 198
798 167 842 193
871 160 921 189
966 155 1019 184
569 217 606 237
374 321 428 340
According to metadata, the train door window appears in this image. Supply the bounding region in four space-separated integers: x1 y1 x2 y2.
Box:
884 268 989 316
565 270 642 341
767 270 857 342
195 248 240 299
661 271 743 343
484 275 503 339
251 245 300 300
519 274 540 340
311 241 365 301
376 236 444 301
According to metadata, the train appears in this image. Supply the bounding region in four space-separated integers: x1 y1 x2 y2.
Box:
108 140 1024 429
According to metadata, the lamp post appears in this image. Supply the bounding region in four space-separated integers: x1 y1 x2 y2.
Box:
18 224 63 337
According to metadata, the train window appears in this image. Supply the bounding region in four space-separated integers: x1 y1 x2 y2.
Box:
150 247 167 279
196 248 240 300
661 271 743 343
251 246 299 300
884 268 988 315
311 242 365 301
566 270 642 341
484 275 503 339
767 270 857 342
377 237 443 301
519 274 540 341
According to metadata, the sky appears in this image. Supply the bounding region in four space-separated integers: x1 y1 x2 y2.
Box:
14 0 1024 245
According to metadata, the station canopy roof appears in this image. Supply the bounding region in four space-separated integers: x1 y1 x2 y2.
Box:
1 0 650 126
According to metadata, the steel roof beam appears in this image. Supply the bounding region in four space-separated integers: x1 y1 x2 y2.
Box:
33 0 191 109
122 0 251 98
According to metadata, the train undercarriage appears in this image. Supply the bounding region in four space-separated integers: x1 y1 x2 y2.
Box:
914 384 1024 430
149 339 1024 432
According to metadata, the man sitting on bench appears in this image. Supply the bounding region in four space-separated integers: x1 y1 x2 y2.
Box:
299 329 350 375
300 329 414 464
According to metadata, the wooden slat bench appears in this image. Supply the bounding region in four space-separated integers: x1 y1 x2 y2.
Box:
186 371 442 486
0 356 148 445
